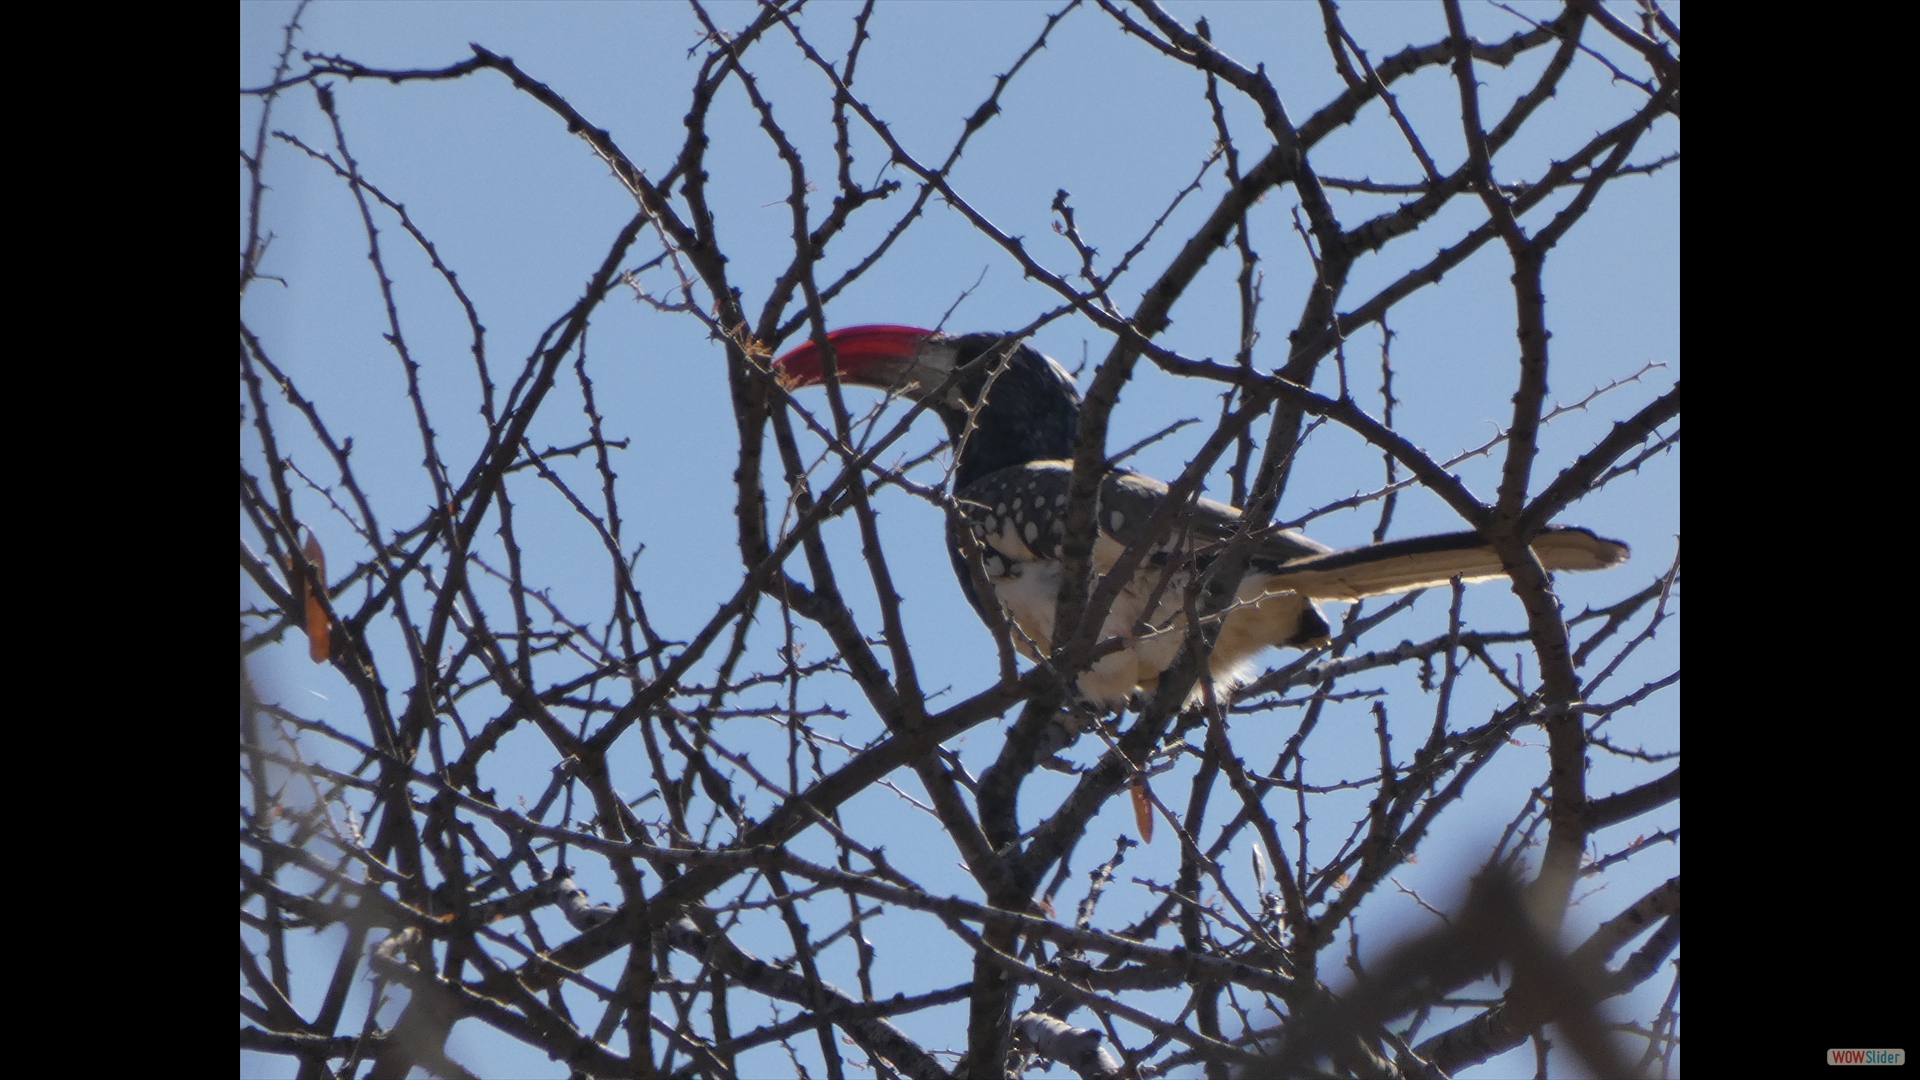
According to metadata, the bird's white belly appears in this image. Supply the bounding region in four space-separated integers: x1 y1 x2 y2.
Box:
985 544 1319 708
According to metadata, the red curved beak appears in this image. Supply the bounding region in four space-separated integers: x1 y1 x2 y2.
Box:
773 325 934 389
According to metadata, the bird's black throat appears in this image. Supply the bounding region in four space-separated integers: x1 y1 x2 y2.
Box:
937 333 1082 488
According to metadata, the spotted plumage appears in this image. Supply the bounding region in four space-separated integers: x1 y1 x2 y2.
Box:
952 461 1333 704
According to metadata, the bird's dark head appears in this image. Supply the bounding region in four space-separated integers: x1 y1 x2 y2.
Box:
775 325 1082 486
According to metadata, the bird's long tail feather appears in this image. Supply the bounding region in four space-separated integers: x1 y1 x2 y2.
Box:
1262 526 1628 601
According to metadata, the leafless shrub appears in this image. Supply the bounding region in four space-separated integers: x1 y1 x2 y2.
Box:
241 3 1678 1077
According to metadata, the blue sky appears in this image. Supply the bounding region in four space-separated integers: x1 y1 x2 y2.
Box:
242 3 1677 1076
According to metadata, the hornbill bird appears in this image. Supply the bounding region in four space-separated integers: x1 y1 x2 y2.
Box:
775 325 1627 708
